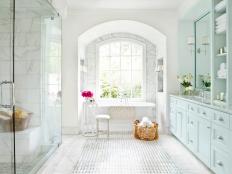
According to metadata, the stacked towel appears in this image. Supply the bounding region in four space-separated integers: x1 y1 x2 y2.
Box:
215 0 226 12
215 13 227 34
217 63 227 78
139 117 153 128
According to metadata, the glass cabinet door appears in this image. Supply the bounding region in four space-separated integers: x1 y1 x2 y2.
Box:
0 0 15 173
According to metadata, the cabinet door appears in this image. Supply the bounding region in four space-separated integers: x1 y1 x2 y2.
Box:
176 108 187 144
211 147 231 174
198 117 211 167
170 112 177 135
188 113 198 152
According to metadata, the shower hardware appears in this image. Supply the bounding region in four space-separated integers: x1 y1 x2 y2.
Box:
0 80 15 108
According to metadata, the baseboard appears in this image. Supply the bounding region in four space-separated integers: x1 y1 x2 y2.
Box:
62 126 80 135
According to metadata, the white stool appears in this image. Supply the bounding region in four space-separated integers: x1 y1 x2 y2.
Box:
96 114 110 138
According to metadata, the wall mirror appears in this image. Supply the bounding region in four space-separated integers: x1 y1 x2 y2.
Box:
195 12 211 91
178 0 212 90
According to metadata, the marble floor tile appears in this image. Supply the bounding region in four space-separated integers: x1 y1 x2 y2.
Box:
36 133 212 174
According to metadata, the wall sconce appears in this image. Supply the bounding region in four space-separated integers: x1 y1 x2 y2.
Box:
187 36 195 54
197 36 209 55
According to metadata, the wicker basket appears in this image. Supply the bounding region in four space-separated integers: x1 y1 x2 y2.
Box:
133 120 159 141
0 110 32 132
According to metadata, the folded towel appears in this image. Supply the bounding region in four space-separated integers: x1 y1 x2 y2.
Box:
215 0 226 12
216 27 226 34
216 13 226 22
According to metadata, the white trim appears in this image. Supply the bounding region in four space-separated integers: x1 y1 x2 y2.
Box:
95 38 146 102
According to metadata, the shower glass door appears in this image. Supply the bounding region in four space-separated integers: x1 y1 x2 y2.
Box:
13 0 61 173
0 0 14 173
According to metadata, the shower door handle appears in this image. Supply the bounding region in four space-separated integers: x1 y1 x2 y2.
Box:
0 81 15 108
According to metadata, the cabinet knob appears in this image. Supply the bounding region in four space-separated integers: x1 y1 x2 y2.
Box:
217 161 223 167
189 140 193 143
202 112 206 115
218 117 224 122
207 126 211 129
217 136 224 141
190 121 194 125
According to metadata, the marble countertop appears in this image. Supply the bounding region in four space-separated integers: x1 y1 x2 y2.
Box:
170 94 232 114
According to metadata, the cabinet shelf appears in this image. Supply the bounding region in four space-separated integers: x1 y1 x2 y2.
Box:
216 53 227 57
216 76 227 79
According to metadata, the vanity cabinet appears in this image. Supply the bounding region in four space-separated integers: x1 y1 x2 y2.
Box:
169 95 232 174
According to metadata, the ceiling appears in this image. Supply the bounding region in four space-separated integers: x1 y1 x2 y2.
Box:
67 0 184 10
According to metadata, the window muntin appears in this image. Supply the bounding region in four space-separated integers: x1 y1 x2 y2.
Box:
98 40 145 99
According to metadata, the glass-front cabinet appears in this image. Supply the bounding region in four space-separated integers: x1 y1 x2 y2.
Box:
0 0 62 173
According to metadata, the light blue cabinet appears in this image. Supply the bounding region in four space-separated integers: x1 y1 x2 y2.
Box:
176 108 188 144
198 117 211 166
188 113 198 152
169 95 232 174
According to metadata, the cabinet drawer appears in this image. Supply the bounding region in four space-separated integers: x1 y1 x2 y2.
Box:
213 111 230 128
211 147 231 174
197 106 213 120
212 125 230 152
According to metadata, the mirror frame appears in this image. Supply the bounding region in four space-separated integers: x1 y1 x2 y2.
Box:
194 12 211 89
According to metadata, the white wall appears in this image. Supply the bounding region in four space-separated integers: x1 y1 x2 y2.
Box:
62 9 179 133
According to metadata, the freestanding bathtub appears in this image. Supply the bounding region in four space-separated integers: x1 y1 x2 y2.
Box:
94 101 156 132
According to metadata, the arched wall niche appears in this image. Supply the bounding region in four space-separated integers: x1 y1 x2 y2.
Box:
77 20 168 133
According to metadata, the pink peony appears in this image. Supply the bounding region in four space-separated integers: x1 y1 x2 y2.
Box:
81 90 93 98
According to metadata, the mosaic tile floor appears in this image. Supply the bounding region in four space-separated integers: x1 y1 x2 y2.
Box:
37 134 213 174
73 136 182 174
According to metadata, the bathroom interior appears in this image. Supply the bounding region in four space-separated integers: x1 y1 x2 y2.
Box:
0 0 232 173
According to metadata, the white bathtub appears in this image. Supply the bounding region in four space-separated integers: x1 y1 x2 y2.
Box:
96 101 156 108
94 101 156 132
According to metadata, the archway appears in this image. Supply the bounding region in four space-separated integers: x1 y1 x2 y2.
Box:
77 20 168 133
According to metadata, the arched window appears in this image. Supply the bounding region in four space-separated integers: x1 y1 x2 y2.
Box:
97 39 145 100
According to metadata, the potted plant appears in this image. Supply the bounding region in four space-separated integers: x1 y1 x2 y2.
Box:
177 73 194 95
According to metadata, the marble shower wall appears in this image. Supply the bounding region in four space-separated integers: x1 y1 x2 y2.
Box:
0 0 12 84
14 9 42 126
0 0 47 127
84 33 157 102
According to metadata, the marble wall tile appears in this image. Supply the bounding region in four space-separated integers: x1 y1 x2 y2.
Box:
15 60 41 75
0 0 11 8
15 33 41 47
14 74 41 89
15 18 41 32
0 33 11 46
0 8 11 19
15 46 41 60
15 89 41 104
0 46 11 60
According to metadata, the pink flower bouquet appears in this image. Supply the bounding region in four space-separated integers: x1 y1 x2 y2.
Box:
81 90 93 98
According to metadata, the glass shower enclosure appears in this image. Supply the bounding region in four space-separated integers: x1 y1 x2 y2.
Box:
0 0 62 173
